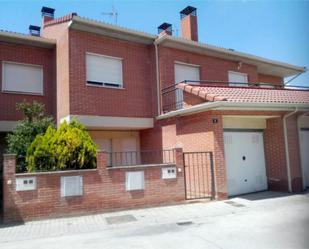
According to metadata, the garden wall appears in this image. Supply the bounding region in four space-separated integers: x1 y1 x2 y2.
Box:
3 149 185 222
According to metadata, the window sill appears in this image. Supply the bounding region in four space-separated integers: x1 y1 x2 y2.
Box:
86 83 125 90
1 90 44 96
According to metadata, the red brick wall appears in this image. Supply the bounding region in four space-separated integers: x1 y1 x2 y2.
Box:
264 116 289 191
3 150 185 222
68 30 156 118
258 73 283 85
141 113 227 199
158 46 259 91
0 42 56 120
181 14 198 41
286 115 303 192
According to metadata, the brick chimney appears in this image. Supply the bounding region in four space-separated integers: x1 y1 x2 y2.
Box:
29 25 41 36
41 6 55 25
157 23 172 37
180 6 198 41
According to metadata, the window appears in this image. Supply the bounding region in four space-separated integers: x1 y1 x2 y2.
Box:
174 62 200 109
228 71 248 87
86 53 123 88
2 62 43 94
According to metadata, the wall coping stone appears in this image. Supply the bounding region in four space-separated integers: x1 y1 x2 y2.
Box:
15 168 98 176
107 163 176 170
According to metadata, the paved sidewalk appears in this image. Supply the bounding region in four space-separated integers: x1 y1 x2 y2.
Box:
0 191 308 249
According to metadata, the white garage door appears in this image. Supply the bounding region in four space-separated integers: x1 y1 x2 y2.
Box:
224 131 268 196
300 130 309 188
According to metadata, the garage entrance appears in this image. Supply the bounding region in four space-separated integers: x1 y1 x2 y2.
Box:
183 152 216 200
300 129 309 188
223 131 268 196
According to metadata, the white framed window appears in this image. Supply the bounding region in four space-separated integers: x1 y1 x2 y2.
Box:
228 71 248 87
126 171 144 191
2 61 43 94
86 52 123 88
174 62 200 110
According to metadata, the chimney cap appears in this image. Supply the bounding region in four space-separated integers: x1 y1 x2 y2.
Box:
29 25 41 36
157 22 172 34
41 6 55 17
180 6 197 19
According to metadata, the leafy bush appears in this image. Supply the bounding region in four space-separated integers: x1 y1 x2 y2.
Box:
26 120 97 172
6 101 54 172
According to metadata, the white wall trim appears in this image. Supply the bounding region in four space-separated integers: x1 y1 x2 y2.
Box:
60 115 154 130
174 61 200 68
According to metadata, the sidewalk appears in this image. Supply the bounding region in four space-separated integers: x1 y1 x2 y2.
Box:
0 191 308 249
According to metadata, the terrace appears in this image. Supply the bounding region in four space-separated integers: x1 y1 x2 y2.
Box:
161 80 309 114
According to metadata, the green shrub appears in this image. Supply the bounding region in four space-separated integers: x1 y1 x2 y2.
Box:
26 120 97 172
6 101 54 172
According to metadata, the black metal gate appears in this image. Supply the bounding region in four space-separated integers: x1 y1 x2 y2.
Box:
183 152 216 200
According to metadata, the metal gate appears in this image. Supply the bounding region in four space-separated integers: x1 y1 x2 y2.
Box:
183 152 216 200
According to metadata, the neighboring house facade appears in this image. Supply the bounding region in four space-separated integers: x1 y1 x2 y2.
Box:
1 6 309 202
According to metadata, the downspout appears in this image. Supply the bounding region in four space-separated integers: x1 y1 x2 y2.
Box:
283 108 298 192
154 43 161 116
297 111 309 189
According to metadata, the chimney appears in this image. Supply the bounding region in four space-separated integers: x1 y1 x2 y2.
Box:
180 6 198 41
29 25 41 36
41 6 55 24
157 23 172 36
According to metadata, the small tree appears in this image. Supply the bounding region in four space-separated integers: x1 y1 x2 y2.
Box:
6 101 54 172
26 120 97 172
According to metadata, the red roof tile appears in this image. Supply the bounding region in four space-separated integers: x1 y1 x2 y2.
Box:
177 83 309 104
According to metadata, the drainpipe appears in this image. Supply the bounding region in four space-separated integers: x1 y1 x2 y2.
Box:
283 108 298 192
154 43 161 116
297 111 309 189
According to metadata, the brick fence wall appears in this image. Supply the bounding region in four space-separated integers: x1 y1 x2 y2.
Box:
2 149 185 223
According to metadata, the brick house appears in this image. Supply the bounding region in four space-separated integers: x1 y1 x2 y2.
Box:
1 5 309 211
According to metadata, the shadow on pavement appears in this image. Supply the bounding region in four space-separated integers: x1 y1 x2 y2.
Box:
0 221 25 229
232 191 293 201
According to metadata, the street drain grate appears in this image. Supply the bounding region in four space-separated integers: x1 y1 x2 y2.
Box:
225 201 246 207
177 221 193 226
106 214 137 224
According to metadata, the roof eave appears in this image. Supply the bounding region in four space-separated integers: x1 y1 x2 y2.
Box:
69 16 157 45
155 35 306 77
0 31 56 48
157 102 309 120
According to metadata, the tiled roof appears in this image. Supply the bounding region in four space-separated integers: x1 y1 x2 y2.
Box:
177 83 309 104
44 13 77 27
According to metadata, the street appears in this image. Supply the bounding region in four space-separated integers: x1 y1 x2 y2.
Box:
0 191 308 249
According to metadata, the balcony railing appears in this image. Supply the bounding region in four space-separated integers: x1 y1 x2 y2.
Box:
161 80 309 113
106 149 176 167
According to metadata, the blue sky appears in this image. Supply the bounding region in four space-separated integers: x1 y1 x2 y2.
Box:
0 0 308 86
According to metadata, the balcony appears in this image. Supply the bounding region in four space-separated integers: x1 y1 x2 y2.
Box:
161 80 309 114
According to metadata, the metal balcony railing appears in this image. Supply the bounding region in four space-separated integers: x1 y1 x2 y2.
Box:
106 149 176 167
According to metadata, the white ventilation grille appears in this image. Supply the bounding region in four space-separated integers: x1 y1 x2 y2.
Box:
126 171 144 191
61 176 83 197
